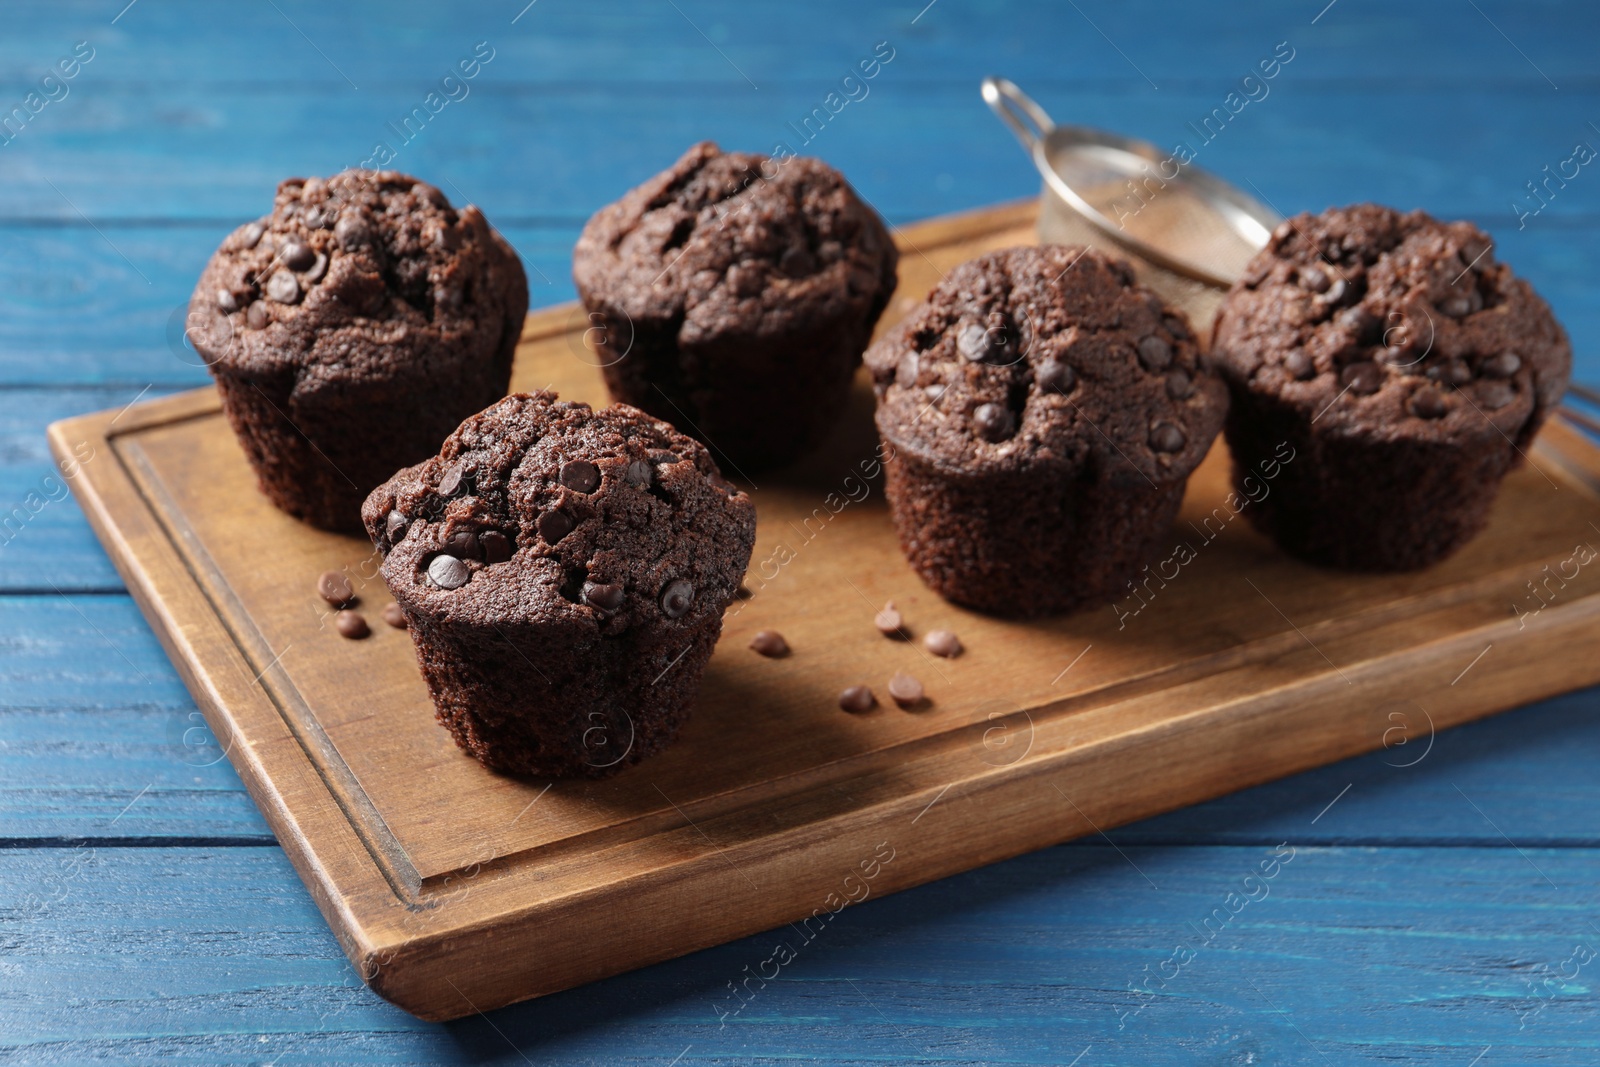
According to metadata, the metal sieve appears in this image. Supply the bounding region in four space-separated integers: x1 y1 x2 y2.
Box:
981 76 1281 335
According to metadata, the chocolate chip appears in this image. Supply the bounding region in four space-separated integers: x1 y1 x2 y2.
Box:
382 602 407 629
749 630 790 657
560 459 600 493
1149 422 1186 453
839 685 876 713
427 554 469 589
1482 352 1522 378
625 459 653 488
443 528 481 561
1459 237 1494 270
923 384 946 403
887 671 925 708
1478 381 1515 410
1340 361 1384 395
281 240 315 271
241 222 264 249
385 509 408 542
659 578 694 619
479 530 512 564
334 610 369 640
1136 335 1173 371
1165 369 1195 399
734 582 753 600
1438 289 1481 318
246 301 269 330
957 323 991 362
335 213 372 251
582 580 624 613
302 208 330 231
413 182 448 208
1036 358 1076 395
1321 277 1348 305
1410 389 1449 419
923 629 963 658
1300 266 1331 294
1336 306 1379 341
216 289 239 313
1427 359 1472 387
437 466 465 498
1284 350 1315 380
265 271 301 305
537 509 573 544
898 351 920 386
304 252 328 283
317 570 354 607
874 601 904 638
973 403 1015 443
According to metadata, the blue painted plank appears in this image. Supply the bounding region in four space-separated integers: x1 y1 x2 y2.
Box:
2 843 1598 1063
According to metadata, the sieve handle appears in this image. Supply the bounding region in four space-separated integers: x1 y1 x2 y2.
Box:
981 77 1056 156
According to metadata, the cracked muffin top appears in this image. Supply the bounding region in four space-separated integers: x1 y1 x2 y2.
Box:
189 169 527 385
1213 204 1570 448
361 392 756 634
571 141 898 342
866 245 1228 484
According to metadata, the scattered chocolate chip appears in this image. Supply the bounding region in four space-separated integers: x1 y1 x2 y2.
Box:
216 288 239 313
335 213 372 251
625 459 653 487
304 252 328 283
436 465 465 498
973 403 1015 443
1284 350 1315 380
957 323 991 362
560 459 601 493
839 685 877 713
1136 335 1173 371
537 509 573 544
874 601 905 638
1410 389 1449 419
887 671 925 708
659 578 694 619
1036 358 1076 395
582 580 624 613
923 629 963 658
240 222 264 249
1300 266 1331 294
749 630 790 658
385 510 408 542
734 582 754 600
427 554 469 589
246 301 269 330
281 240 315 271
265 271 301 305
479 529 512 564
317 570 354 607
335 610 369 640
1165 369 1195 399
1149 422 1186 453
382 602 407 629
443 528 481 561
1340 361 1384 395
1482 352 1522 378
1478 381 1515 410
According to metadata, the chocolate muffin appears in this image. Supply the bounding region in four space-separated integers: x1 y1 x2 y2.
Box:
1212 205 1571 571
865 246 1228 618
189 170 528 532
362 392 756 778
573 141 898 472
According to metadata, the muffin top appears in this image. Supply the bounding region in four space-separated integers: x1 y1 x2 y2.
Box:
866 246 1228 484
362 392 756 634
572 141 898 342
188 169 527 384
1213 204 1570 447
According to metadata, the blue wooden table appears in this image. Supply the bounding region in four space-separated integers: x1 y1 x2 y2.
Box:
4 1 1600 1062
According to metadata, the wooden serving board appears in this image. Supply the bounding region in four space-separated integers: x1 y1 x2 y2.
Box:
49 201 1600 1021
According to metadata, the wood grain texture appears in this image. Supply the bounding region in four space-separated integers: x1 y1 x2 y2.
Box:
46 201 1600 1021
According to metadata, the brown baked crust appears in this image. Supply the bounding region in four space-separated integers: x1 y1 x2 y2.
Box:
865 246 1228 617
1212 204 1572 570
189 170 528 531
362 392 756 778
572 141 898 471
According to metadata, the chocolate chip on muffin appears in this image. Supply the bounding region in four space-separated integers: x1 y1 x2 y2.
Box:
190 170 528 531
573 141 899 472
362 392 756 778
864 246 1229 618
1212 204 1571 571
